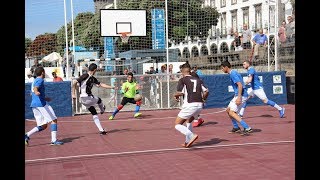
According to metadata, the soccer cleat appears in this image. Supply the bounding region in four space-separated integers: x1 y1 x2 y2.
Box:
134 112 142 118
99 130 107 135
185 134 198 148
240 128 253 136
193 118 205 127
181 142 187 148
109 115 114 120
50 140 64 145
25 134 30 146
100 105 106 114
228 127 241 134
279 108 285 118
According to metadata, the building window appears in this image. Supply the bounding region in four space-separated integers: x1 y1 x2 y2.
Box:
231 10 237 33
243 7 249 28
221 0 226 8
255 4 262 30
221 12 227 36
243 0 248 2
210 0 215 8
231 0 237 5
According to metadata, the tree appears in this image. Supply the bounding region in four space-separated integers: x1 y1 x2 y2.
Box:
26 33 57 58
25 38 32 53
118 0 219 49
56 12 95 55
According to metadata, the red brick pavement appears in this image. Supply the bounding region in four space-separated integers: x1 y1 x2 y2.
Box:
25 104 295 180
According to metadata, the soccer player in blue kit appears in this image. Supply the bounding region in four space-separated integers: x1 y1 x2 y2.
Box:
25 67 64 146
221 61 253 135
238 60 285 118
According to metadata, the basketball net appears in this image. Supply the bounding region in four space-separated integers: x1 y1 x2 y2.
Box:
119 32 131 44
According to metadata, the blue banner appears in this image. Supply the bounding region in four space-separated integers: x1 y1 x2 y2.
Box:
151 9 165 49
104 37 114 72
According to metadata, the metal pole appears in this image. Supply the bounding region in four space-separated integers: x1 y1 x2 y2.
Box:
63 0 69 80
267 0 270 72
275 0 279 70
70 0 76 77
165 0 170 108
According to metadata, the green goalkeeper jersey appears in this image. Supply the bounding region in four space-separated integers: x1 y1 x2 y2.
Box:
122 81 137 98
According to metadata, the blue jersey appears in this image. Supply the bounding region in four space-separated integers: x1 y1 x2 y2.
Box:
230 69 248 97
247 66 262 90
30 77 47 107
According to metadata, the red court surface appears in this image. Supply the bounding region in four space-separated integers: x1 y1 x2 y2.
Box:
25 104 295 180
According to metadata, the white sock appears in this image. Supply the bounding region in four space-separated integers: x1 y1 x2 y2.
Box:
26 127 39 137
186 123 193 132
175 124 193 143
51 131 57 142
274 104 282 110
239 108 245 116
93 115 104 131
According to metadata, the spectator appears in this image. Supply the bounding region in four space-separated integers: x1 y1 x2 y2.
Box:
233 31 243 51
26 71 34 83
192 65 203 76
278 20 287 45
252 28 268 60
52 72 63 82
241 24 252 49
285 15 295 43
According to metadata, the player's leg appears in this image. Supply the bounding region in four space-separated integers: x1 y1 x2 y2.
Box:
88 106 107 135
238 88 254 117
109 97 127 120
227 97 252 134
255 89 285 118
96 97 106 114
42 104 64 145
25 107 49 146
131 98 142 118
176 106 200 148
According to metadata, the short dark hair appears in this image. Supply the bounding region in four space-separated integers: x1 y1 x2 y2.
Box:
127 72 134 77
34 67 45 76
221 60 231 68
52 72 56 76
88 63 98 71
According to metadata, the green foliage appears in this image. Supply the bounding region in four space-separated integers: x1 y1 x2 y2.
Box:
26 33 57 57
25 38 32 53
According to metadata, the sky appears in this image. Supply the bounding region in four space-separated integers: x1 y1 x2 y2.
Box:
25 0 95 40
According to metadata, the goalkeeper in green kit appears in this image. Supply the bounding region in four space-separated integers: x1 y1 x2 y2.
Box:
109 72 142 120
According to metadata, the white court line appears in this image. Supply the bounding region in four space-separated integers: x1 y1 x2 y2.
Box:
25 108 227 123
25 140 294 164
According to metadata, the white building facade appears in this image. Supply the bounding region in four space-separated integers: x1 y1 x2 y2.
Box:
170 0 294 58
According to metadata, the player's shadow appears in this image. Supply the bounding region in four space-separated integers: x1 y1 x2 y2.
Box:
107 128 131 134
199 121 218 127
60 136 84 144
250 128 262 133
193 138 229 147
245 114 274 119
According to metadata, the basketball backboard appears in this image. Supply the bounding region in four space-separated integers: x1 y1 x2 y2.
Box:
100 9 147 37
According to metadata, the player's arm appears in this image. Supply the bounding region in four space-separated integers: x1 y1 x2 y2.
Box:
99 83 116 89
236 82 243 105
174 78 184 101
121 82 128 93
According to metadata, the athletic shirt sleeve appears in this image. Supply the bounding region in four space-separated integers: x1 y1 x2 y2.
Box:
77 73 89 83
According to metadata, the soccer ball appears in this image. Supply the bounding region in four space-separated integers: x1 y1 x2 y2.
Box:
134 94 142 101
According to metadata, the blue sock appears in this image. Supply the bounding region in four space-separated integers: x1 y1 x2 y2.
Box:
239 120 249 129
135 105 140 113
50 124 57 131
112 108 119 116
231 119 239 128
267 100 276 107
242 102 248 108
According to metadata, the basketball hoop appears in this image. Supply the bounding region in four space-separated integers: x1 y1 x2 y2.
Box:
119 32 131 44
